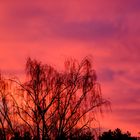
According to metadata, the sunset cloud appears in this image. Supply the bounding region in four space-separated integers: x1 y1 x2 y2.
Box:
0 0 139 136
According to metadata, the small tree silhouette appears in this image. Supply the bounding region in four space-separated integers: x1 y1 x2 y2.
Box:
0 74 16 139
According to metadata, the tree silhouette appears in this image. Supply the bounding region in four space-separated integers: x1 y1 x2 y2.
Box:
11 57 108 139
0 57 109 139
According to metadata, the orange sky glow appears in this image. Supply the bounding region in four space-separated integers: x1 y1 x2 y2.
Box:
0 0 140 136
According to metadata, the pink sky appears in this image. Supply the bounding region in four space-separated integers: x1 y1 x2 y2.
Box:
0 0 140 136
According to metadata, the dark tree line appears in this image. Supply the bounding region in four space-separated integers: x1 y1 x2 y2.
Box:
99 128 137 140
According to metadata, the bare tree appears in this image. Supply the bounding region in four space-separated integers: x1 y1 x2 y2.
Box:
0 74 17 140
11 57 109 140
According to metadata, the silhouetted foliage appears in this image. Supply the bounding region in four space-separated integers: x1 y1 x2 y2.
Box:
99 128 137 140
23 131 31 140
69 128 95 140
0 57 109 139
10 131 23 140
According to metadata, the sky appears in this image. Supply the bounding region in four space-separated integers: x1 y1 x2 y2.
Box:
0 0 140 136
